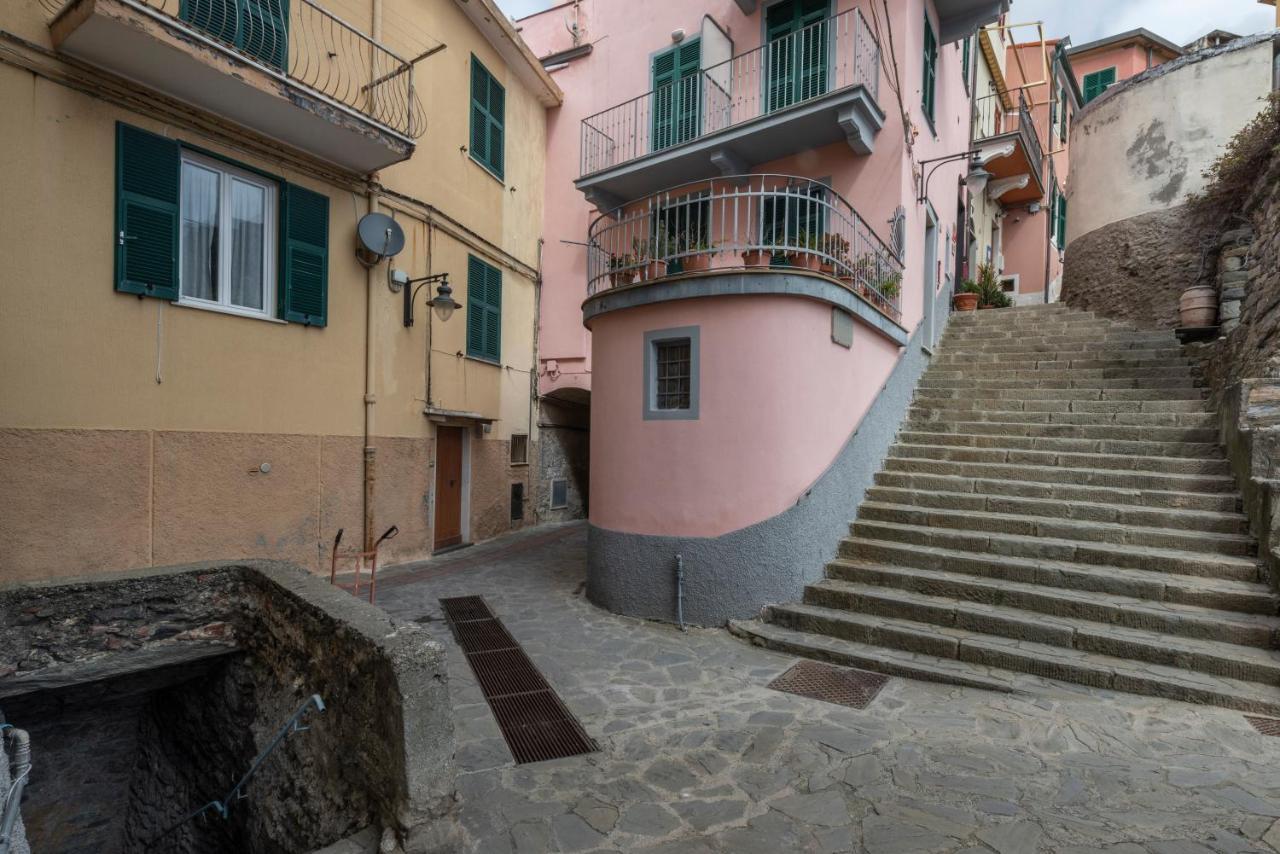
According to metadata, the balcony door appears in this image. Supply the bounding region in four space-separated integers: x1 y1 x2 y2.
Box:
765 0 829 113
180 0 289 71
652 39 702 152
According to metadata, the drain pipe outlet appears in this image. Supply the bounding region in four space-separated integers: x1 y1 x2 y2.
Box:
0 726 31 854
675 554 686 631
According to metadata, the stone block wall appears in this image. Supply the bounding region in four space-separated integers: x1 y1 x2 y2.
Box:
0 561 458 854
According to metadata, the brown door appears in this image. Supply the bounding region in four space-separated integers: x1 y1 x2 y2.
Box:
434 427 464 550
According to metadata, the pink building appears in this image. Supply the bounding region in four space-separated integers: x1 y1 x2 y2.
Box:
520 0 1006 624
1066 28 1182 105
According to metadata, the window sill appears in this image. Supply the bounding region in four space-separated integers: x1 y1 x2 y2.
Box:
469 153 505 185
174 298 285 324
465 353 502 368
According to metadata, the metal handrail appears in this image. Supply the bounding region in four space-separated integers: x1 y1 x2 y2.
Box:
580 8 880 177
39 0 424 138
586 174 903 320
972 90 1044 171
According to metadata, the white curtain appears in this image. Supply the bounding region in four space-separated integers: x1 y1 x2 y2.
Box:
229 179 265 310
181 162 219 302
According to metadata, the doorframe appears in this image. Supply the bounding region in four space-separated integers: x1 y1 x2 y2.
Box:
431 423 473 552
459 427 473 546
922 202 939 351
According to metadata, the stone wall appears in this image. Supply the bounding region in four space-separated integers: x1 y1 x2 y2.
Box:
1060 205 1219 329
538 424 589 522
0 561 458 853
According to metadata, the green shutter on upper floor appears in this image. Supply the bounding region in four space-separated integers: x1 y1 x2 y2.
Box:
765 0 829 113
466 255 502 363
651 39 701 151
280 182 329 326
179 0 288 70
115 122 181 300
922 13 937 123
470 56 505 179
1082 67 1116 103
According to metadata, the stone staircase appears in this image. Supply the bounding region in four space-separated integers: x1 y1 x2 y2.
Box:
731 303 1280 713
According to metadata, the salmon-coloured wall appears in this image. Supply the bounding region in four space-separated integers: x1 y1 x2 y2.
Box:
522 0 974 400
589 295 901 537
1070 43 1175 90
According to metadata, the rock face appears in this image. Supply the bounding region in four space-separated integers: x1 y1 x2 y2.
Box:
1060 204 1219 330
732 304 1280 713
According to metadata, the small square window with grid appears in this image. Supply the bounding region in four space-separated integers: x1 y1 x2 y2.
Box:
654 339 691 410
510 433 529 464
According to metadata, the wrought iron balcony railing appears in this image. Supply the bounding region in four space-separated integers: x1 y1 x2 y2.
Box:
972 91 1043 172
41 0 425 139
586 174 903 321
580 8 880 178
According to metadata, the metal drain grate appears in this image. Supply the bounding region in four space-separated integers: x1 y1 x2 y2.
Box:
1246 716 1280 736
768 659 889 710
439 596 598 764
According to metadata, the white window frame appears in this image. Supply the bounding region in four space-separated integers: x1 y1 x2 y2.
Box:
177 151 278 322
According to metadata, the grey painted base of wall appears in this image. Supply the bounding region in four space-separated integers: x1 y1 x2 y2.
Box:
587 287 951 627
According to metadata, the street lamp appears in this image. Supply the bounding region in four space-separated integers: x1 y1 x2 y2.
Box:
392 271 460 327
917 150 988 204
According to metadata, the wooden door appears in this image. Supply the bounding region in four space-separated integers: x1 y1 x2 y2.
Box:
434 427 464 550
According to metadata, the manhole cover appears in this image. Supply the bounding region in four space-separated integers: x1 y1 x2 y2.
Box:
768 659 889 710
1246 716 1280 736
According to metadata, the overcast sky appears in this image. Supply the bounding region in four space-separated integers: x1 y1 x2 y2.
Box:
495 0 1277 46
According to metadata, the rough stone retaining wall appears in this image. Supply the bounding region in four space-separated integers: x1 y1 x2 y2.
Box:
0 561 458 854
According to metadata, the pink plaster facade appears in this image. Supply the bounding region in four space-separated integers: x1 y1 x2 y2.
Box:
522 0 982 541
1070 39 1179 91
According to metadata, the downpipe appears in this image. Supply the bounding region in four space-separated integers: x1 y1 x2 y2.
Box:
0 725 30 854
675 554 686 631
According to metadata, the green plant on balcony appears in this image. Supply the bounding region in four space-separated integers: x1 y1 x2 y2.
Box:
633 234 672 281
784 228 824 272
678 231 718 272
607 251 636 287
820 232 851 276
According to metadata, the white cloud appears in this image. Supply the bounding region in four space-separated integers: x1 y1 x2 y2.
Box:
496 0 557 21
1009 0 1274 47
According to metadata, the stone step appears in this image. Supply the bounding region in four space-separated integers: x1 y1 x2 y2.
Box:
902 420 1219 444
837 539 1273 613
856 502 1254 557
881 457 1238 495
943 328 1168 343
918 375 1200 391
924 366 1200 382
824 562 1279 645
908 410 1217 431
790 587 1280 683
934 347 1188 364
888 443 1229 476
873 470 1239 513
933 355 1196 371
915 386 1206 402
943 339 1184 356
910 397 1209 415
846 521 1262 580
864 484 1248 534
895 430 1222 459
729 619 1280 716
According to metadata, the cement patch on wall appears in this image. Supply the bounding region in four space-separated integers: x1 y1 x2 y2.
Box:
586 288 949 626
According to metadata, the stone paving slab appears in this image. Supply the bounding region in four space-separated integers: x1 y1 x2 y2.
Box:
374 523 1280 853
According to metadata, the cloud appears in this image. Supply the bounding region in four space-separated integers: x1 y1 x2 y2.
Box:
1009 0 1274 46
496 0 557 20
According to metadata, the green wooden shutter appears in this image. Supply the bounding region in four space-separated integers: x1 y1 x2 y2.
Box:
1083 67 1116 103
766 0 828 112
1057 195 1068 246
922 14 937 122
280 183 328 326
115 122 180 300
466 255 501 362
179 0 287 70
470 57 505 178
651 42 700 151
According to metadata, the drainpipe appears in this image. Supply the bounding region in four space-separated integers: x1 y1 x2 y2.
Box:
0 726 30 854
362 0 385 553
675 554 686 631
530 238 543 521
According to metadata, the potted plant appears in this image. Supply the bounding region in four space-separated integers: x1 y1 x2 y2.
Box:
785 228 824 272
681 233 717 273
634 235 670 281
954 280 980 311
607 252 636 287
820 232 851 277
973 263 1012 309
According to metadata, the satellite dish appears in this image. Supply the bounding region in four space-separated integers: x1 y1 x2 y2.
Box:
356 212 405 266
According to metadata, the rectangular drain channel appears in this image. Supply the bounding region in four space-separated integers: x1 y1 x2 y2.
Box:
768 659 889 710
1246 716 1280 737
440 595 598 764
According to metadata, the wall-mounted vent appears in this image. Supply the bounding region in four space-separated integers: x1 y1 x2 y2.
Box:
510 482 525 521
550 479 569 510
510 433 529 465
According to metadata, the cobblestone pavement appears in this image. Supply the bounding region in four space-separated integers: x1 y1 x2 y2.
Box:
375 523 1280 854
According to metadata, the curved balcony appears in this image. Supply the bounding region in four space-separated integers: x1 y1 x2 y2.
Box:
42 0 424 171
585 174 903 329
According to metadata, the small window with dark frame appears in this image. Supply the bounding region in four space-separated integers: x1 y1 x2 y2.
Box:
550 479 569 509
510 433 529 465
654 339 692 411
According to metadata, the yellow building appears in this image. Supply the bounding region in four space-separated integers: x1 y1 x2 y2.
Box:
0 0 561 582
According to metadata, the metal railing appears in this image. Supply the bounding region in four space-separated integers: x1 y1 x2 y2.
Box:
41 0 424 138
580 8 880 177
972 90 1043 172
586 174 903 320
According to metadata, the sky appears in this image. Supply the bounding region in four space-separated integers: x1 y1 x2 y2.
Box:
493 0 1277 47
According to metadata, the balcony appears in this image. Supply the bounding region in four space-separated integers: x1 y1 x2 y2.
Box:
583 174 904 341
577 9 885 210
971 92 1044 204
43 0 424 172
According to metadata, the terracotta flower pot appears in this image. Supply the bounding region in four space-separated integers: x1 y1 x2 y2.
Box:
609 269 636 287
954 292 979 311
786 252 823 272
1179 284 1218 327
820 261 837 277
742 249 772 267
683 253 713 272
641 260 668 281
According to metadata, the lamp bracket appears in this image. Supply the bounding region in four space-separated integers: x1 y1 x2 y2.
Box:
403 272 450 328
